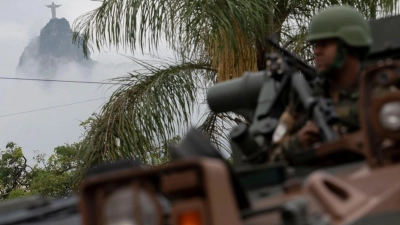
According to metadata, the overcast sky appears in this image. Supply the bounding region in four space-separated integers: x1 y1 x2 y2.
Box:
0 0 174 163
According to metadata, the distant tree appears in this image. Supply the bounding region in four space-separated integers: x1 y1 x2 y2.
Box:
29 143 80 198
0 142 80 200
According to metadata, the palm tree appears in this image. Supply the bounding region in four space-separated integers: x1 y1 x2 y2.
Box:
72 0 398 174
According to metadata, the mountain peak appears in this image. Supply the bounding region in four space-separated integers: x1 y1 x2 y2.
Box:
16 18 95 77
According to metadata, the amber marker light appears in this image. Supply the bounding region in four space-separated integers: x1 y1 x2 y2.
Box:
179 211 202 225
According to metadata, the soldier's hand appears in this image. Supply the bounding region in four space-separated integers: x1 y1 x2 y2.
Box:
297 121 320 148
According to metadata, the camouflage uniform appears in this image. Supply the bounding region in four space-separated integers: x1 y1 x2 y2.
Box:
269 5 372 163
269 86 359 162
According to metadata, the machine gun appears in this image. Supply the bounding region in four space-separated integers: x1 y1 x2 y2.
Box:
207 36 338 166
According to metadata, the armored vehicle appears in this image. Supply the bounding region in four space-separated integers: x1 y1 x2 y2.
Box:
2 14 400 225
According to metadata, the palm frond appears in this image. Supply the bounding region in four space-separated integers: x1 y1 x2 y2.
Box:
72 0 275 80
80 58 215 168
197 107 244 157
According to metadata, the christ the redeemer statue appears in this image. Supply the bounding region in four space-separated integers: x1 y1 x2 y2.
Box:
45 2 61 19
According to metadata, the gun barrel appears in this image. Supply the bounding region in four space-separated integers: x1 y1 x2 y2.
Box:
207 71 265 113
267 37 317 80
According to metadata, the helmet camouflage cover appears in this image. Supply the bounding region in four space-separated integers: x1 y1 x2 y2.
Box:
306 5 372 49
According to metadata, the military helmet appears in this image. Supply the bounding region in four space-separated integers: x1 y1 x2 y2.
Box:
306 5 372 48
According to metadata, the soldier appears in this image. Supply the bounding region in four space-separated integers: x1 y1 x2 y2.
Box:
270 5 372 163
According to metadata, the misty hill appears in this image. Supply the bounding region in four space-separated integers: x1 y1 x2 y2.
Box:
16 18 95 77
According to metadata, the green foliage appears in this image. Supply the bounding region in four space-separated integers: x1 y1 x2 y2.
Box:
147 135 181 165
30 171 72 198
7 189 37 200
0 142 31 199
0 143 79 200
29 143 80 198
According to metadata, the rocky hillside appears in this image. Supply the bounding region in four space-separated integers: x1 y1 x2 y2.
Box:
16 18 95 77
